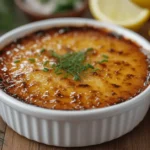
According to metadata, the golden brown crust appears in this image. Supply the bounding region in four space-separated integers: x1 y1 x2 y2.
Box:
0 26 148 110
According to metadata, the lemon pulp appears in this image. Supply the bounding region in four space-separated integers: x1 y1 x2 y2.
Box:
89 0 150 30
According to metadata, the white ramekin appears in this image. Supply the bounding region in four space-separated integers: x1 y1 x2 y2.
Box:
0 18 150 147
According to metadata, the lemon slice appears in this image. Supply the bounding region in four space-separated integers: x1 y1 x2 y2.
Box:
89 0 150 30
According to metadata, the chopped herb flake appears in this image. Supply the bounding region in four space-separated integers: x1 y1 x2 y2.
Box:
98 54 109 64
40 48 46 54
28 58 35 63
43 68 49 72
102 55 109 59
14 60 20 63
43 60 49 66
50 50 61 59
86 47 94 52
92 68 100 72
99 59 108 64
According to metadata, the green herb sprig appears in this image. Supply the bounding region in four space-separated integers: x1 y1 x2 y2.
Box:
28 58 35 63
98 54 109 64
40 48 46 54
50 48 94 81
43 60 49 66
14 60 20 63
43 68 49 72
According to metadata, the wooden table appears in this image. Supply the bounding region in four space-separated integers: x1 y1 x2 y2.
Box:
0 16 150 150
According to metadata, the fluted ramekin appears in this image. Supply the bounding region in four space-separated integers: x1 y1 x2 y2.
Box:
0 18 150 147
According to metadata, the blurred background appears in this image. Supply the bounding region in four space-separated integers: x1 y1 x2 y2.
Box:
0 0 89 34
0 0 28 33
0 0 150 40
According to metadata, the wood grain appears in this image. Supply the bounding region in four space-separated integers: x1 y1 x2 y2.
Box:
0 117 6 150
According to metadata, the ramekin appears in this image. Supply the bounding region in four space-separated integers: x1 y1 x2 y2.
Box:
0 18 150 147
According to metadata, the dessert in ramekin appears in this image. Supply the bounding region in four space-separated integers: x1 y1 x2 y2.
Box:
0 18 150 147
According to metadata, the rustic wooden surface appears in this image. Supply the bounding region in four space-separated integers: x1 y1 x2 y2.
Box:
0 12 150 150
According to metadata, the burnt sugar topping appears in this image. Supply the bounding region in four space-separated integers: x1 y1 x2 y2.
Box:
0 26 149 110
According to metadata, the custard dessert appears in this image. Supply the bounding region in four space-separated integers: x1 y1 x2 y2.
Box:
0 26 149 110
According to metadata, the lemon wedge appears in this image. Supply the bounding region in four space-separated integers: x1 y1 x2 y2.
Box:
89 0 150 30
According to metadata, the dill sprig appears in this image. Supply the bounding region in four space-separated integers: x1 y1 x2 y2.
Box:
43 60 49 66
50 48 94 81
28 58 35 63
98 54 109 64
43 68 49 72
14 59 20 63
40 48 46 54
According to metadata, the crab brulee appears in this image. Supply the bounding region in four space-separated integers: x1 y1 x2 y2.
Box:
0 26 149 110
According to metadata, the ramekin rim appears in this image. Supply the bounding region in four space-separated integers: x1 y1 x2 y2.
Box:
0 18 150 119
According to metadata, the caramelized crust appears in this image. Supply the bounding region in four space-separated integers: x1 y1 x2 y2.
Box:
0 27 148 110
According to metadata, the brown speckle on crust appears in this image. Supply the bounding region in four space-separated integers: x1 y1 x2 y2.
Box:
0 26 148 110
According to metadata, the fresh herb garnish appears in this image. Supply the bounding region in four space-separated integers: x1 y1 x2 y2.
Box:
28 58 35 63
43 68 49 72
50 48 95 81
92 68 100 73
99 59 108 64
43 60 49 66
102 54 109 59
14 60 20 63
50 50 61 59
86 47 94 52
40 48 46 54
98 55 109 64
